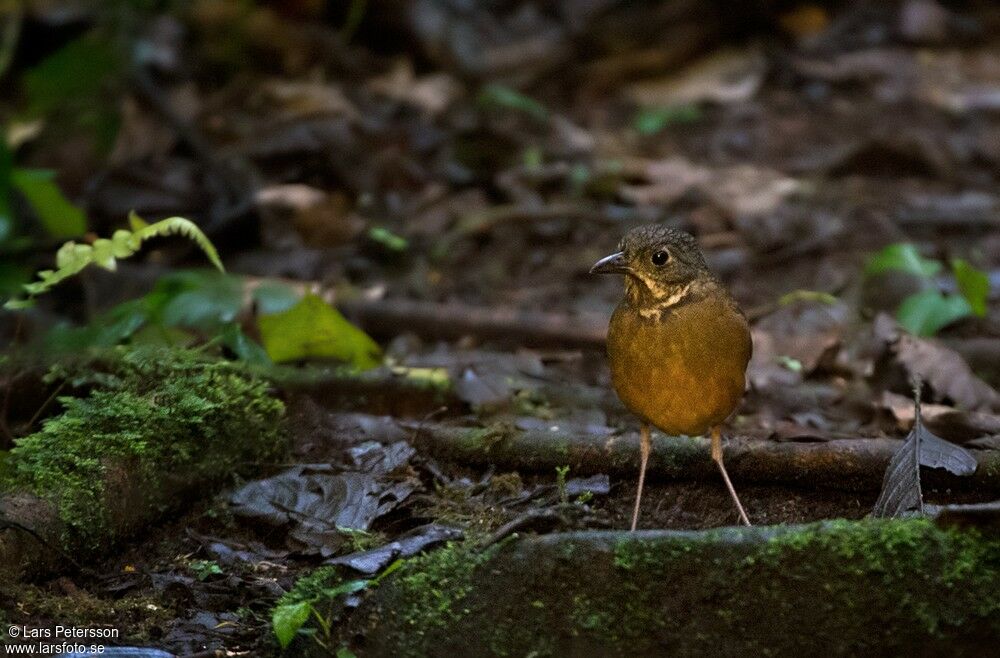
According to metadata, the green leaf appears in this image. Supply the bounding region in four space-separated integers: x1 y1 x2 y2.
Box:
896 290 973 337
633 105 702 135
272 600 312 649
0 139 13 244
43 299 149 352
374 558 405 584
951 259 989 317
322 579 370 598
10 168 86 238
7 215 224 308
23 34 118 118
0 262 31 299
220 323 271 366
130 215 225 273
257 294 382 369
337 647 359 658
478 84 548 121
3 298 35 310
155 271 243 330
865 243 942 278
189 559 223 581
252 282 301 315
368 226 408 252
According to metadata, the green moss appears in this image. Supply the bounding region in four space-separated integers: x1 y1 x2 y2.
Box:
357 520 1000 657
391 541 500 636
278 567 339 607
4 582 173 641
1 346 285 550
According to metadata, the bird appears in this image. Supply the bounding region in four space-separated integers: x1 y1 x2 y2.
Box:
591 225 753 530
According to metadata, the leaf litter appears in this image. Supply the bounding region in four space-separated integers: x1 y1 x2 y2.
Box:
872 383 978 518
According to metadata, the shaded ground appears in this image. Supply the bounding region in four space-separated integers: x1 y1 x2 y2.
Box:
2 1 1000 655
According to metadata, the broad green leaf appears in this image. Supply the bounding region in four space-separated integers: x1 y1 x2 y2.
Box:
155 271 243 330
896 290 972 337
865 243 941 278
272 600 312 649
220 323 271 366
23 34 118 118
257 294 382 369
252 282 301 315
336 648 359 658
633 105 702 135
11 168 86 238
44 299 149 352
478 84 548 121
951 259 989 317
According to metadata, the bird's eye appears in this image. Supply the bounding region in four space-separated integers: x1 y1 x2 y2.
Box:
651 250 670 266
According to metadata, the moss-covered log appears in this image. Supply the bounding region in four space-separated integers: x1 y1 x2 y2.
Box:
0 348 285 584
411 423 1000 493
348 519 1000 657
273 364 458 417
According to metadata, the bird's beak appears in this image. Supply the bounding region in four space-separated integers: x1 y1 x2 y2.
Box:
590 251 629 275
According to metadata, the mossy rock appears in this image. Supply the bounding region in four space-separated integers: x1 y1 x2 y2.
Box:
347 519 1000 656
0 347 285 580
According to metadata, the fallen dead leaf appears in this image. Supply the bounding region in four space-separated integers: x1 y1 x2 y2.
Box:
879 391 1000 442
628 47 766 106
366 60 464 115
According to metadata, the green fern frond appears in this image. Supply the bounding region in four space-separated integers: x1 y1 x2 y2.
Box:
4 214 224 309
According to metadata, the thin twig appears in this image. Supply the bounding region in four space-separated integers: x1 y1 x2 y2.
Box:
26 380 67 430
0 517 82 571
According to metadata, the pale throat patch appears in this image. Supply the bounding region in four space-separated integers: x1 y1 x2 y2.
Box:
634 280 694 320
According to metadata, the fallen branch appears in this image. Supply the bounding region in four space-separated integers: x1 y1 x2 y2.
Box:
408 423 1000 493
340 298 608 349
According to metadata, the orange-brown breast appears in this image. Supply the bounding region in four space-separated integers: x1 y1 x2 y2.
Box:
606 291 752 436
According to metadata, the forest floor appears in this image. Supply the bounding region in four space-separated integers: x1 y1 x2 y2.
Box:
2 1 1000 655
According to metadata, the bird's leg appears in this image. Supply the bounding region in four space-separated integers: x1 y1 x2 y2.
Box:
711 425 751 526
630 423 652 532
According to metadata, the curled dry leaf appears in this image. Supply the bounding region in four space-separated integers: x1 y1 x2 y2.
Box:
627 47 766 106
879 391 1000 442
873 314 1000 412
747 301 848 390
895 333 1000 411
256 184 365 247
259 79 361 122
366 60 463 115
619 157 801 218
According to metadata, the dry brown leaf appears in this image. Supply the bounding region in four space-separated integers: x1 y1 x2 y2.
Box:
879 391 1000 442
894 333 1000 412
628 47 766 107
256 184 365 248
747 301 848 390
366 60 463 116
619 157 801 218
259 79 361 122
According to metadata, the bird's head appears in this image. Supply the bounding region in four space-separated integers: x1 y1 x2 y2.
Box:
590 225 713 309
